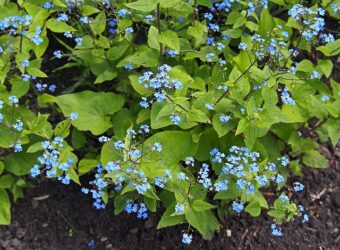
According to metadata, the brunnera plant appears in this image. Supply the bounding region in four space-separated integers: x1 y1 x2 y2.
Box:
0 0 339 245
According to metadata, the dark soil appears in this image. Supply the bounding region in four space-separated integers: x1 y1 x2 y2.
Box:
0 144 339 250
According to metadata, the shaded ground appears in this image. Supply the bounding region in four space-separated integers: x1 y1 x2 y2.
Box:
0 144 339 250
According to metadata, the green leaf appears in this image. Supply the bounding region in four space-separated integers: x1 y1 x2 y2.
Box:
267 209 286 220
150 102 174 129
214 180 242 200
185 209 219 240
129 75 152 96
46 19 77 33
78 159 99 175
26 142 43 153
0 126 17 148
157 203 186 229
317 39 340 56
187 21 208 47
192 200 217 212
54 119 71 138
212 114 236 137
296 59 314 73
125 0 158 12
159 30 180 51
81 5 101 15
10 80 29 98
117 46 159 68
144 131 197 164
302 150 328 168
0 188 11 225
245 201 261 217
94 69 117 84
107 43 129 61
317 59 333 77
0 162 4 175
4 152 39 176
90 12 106 35
258 8 274 36
148 26 160 50
319 118 340 146
57 91 124 135
0 174 15 189
27 67 48 77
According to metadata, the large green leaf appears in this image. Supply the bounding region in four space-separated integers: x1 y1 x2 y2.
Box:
0 188 10 225
4 152 39 176
144 131 197 164
57 91 124 135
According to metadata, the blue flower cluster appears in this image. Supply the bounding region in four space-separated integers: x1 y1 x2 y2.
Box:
138 64 183 105
0 15 32 36
125 200 149 219
30 137 75 185
0 96 26 152
210 146 291 213
280 87 296 106
81 125 163 209
288 4 334 43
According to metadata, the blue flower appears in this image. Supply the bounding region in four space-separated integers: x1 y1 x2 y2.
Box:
170 114 181 125
118 9 129 18
168 49 179 57
136 183 151 194
205 102 215 110
49 84 56 92
30 165 41 177
53 50 62 58
182 233 192 245
8 95 18 105
129 149 141 159
57 13 69 22
154 177 166 188
275 174 285 184
281 87 295 106
177 172 187 181
294 182 304 192
75 37 83 46
125 27 134 33
68 112 78 120
311 70 320 79
124 63 133 70
175 203 185 213
13 119 23 131
321 95 330 102
279 194 289 203
43 2 54 9
114 140 125 150
214 179 229 191
151 142 162 152
238 42 248 50
80 16 89 24
21 59 29 68
219 114 230 123
88 240 95 247
271 223 282 236
302 214 309 223
232 201 244 213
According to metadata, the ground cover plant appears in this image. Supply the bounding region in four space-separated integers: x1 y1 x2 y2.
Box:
0 0 339 246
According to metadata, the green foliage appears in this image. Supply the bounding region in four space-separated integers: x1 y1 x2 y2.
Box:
0 0 338 243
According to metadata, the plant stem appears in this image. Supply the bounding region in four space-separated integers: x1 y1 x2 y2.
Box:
156 3 163 64
214 60 257 105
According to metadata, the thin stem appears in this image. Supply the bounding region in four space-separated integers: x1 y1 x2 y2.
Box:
156 3 163 64
166 94 189 112
214 60 257 105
